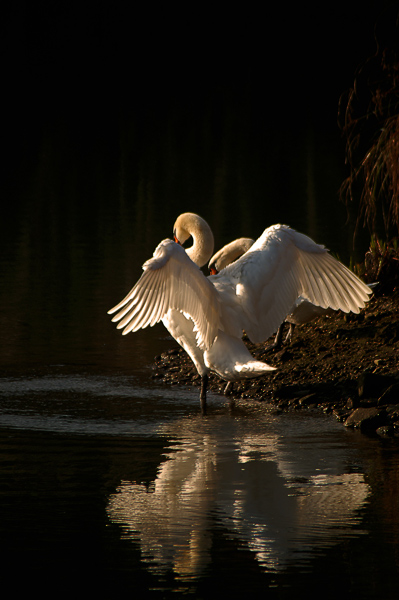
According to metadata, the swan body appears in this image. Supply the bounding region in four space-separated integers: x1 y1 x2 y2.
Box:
209 237 335 327
108 213 372 411
284 296 333 325
209 237 359 349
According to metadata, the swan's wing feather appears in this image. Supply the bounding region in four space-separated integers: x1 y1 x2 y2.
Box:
108 239 220 350
213 224 372 343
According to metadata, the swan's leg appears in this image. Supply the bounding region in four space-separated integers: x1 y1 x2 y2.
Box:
200 374 208 415
273 323 285 348
264 323 285 353
284 323 295 344
224 381 233 396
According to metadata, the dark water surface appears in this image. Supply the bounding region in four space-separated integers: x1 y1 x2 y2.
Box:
1 373 399 598
2 16 399 591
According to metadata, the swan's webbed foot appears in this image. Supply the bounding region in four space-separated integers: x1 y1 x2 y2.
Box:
200 374 208 415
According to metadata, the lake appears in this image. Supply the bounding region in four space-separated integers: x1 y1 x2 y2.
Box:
0 373 398 598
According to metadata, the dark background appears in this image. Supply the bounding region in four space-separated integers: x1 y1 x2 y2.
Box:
3 2 398 169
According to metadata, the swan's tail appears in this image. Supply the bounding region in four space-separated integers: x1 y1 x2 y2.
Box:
204 330 276 381
235 361 276 377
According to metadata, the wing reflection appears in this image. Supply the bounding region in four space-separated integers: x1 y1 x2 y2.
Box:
108 433 216 578
107 412 370 579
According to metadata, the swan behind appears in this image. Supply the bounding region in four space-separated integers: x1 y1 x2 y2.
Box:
209 237 336 348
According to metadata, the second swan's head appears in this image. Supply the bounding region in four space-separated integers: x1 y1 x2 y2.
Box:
208 237 255 274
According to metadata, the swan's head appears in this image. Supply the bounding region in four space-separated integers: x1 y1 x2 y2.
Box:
173 212 214 268
208 237 255 274
173 213 205 245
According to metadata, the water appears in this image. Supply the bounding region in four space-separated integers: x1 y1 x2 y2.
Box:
0 373 398 598
2 10 399 594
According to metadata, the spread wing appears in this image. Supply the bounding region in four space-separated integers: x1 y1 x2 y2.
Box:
108 239 220 350
211 224 372 344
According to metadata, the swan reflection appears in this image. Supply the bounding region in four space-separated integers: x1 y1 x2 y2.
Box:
107 409 370 578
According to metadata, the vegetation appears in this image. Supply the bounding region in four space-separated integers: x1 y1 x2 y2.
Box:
338 7 399 292
338 10 399 239
351 236 398 293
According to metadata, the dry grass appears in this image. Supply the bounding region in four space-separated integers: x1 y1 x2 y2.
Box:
352 236 399 293
338 10 399 240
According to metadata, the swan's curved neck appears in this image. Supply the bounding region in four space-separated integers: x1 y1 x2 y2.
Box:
209 237 255 272
174 213 214 268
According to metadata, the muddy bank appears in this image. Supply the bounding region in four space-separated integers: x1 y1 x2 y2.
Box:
152 291 399 438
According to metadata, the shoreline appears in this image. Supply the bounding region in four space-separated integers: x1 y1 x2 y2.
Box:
152 291 399 438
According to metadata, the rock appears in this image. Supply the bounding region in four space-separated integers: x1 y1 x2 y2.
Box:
298 393 318 406
333 408 352 422
344 407 387 433
346 397 360 410
376 425 395 437
360 398 378 408
386 404 399 418
357 371 396 399
377 383 399 406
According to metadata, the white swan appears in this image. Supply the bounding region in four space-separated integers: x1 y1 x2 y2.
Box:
209 238 376 351
108 213 372 412
209 238 336 349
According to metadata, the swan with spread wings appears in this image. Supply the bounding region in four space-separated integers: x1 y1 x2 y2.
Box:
108 213 372 412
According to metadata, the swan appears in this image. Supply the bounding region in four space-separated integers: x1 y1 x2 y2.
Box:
208 238 255 275
208 238 336 349
108 212 372 413
209 238 376 351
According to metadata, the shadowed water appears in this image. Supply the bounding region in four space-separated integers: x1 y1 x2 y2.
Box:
1 371 398 598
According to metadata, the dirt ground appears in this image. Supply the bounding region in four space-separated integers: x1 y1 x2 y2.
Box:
152 289 399 437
